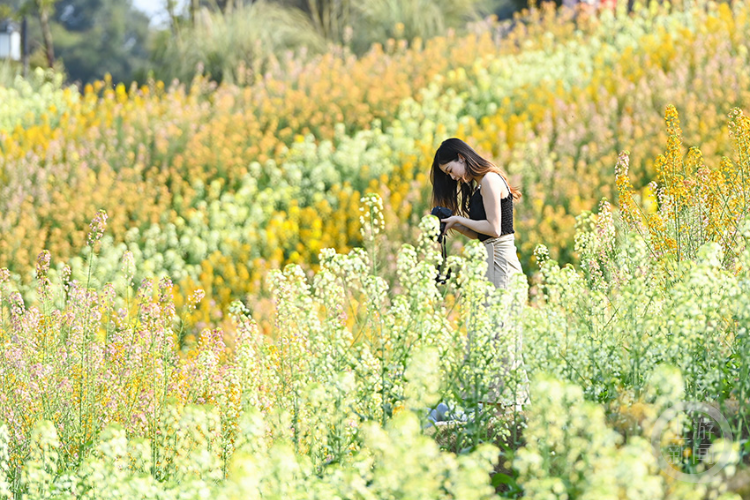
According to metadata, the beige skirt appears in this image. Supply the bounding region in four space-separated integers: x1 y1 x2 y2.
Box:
482 234 523 290
482 233 529 408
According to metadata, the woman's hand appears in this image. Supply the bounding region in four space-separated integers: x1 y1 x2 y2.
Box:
440 215 463 234
442 216 479 240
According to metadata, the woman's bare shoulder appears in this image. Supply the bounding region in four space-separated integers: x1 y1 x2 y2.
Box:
481 172 509 198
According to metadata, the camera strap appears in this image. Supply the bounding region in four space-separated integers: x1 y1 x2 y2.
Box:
436 235 451 285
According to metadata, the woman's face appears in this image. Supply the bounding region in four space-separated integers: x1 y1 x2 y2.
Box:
439 156 469 183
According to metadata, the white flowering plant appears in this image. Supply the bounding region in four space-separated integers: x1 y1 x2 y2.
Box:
3 199 750 499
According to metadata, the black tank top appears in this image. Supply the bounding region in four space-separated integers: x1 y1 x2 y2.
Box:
469 175 514 242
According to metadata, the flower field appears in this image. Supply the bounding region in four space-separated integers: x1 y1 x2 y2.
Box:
2 1 749 334
3 0 750 498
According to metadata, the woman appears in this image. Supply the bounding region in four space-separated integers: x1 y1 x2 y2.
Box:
430 138 524 290
430 138 529 410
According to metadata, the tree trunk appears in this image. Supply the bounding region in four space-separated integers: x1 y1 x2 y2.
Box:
166 0 179 36
36 0 54 68
190 0 200 25
307 0 324 37
346 0 351 22
21 16 29 78
217 0 234 15
323 0 331 40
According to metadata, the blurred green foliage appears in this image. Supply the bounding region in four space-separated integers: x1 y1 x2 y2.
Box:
0 0 524 86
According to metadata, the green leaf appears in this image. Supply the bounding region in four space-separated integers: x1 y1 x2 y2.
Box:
491 472 520 490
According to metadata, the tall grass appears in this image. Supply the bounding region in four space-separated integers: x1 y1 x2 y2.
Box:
151 2 326 85
350 0 488 53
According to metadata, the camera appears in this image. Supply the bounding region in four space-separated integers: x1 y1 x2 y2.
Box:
430 206 452 243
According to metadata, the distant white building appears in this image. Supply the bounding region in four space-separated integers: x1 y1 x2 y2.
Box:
0 19 21 61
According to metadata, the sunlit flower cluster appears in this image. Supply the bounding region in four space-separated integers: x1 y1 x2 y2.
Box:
615 105 750 277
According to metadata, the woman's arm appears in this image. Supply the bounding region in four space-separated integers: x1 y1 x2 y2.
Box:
446 216 497 238
442 215 497 239
484 173 508 236
451 223 479 240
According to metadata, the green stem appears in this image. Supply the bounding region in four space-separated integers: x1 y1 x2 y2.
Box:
79 248 95 466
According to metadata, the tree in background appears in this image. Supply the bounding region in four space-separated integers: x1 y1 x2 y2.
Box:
34 0 55 67
0 0 150 85
166 0 179 35
0 0 55 68
52 0 150 84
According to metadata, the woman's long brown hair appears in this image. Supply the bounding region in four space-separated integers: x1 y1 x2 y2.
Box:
430 138 521 217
